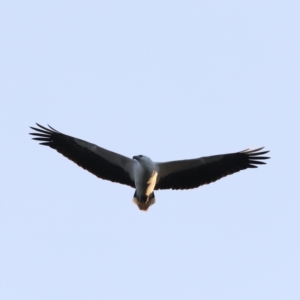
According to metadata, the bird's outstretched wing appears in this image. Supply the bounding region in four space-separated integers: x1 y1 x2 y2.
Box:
29 123 135 188
155 148 270 190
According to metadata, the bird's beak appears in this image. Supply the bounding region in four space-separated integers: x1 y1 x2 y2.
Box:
133 156 137 160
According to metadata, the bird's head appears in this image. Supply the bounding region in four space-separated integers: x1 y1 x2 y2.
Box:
133 155 143 161
132 155 153 164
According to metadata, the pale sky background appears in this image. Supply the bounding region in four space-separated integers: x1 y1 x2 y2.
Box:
1 1 299 299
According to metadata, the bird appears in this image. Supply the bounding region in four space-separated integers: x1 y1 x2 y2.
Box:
29 123 270 211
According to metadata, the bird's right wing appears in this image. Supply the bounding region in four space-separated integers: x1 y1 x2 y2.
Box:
29 123 136 188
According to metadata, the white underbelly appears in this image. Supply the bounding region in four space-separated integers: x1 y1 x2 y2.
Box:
136 170 158 196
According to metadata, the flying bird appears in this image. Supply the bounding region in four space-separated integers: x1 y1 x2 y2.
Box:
30 124 270 211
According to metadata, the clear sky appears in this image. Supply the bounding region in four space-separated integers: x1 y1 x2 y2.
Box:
1 1 299 299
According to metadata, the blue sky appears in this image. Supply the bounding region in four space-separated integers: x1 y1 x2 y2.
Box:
1 1 299 299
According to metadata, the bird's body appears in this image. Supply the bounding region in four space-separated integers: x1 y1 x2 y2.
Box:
30 124 270 211
132 156 158 210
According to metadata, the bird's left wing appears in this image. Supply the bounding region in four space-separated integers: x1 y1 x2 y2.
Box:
30 123 136 188
155 148 270 190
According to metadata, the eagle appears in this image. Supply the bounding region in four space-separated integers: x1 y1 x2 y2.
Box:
30 124 270 211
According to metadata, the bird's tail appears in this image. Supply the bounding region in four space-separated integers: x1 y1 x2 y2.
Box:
132 191 155 211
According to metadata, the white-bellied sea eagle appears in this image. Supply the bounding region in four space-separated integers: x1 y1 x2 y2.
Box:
30 124 270 211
